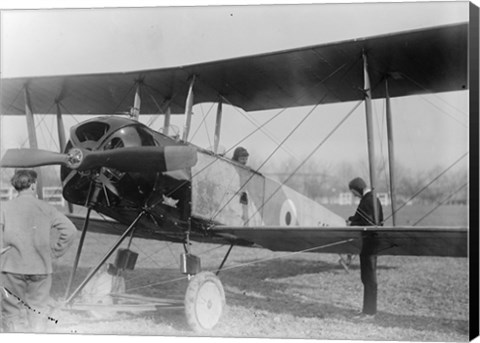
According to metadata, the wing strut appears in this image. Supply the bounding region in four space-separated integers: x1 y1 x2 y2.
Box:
385 78 397 225
363 52 379 224
215 244 234 276
182 75 196 141
131 81 142 120
24 85 43 200
163 105 171 136
213 99 223 154
55 102 67 152
56 101 74 213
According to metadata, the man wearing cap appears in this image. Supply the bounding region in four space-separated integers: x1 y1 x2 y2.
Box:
0 169 77 332
232 146 249 166
347 176 383 319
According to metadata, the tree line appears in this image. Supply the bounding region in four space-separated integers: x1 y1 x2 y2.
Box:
256 157 469 205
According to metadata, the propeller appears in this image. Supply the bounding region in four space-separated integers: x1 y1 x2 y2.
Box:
0 145 198 172
0 149 71 168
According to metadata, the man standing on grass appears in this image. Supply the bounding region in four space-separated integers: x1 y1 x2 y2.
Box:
0 169 77 332
346 177 384 319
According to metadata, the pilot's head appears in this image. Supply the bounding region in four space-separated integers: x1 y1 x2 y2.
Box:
348 177 366 198
232 147 249 165
11 169 37 192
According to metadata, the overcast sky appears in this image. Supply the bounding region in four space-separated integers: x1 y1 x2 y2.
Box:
0 1 471 181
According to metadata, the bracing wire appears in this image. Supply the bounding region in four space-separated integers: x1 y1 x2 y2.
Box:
40 115 60 151
220 100 300 162
376 99 390 195
142 85 170 127
209 94 340 223
127 237 357 293
145 60 356 211
111 83 137 115
203 57 362 221
217 61 352 162
412 182 469 226
383 152 469 223
189 102 216 145
18 104 56 148
59 103 81 125
400 73 468 127
242 100 363 225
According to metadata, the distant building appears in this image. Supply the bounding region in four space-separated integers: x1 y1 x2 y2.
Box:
1 185 65 207
0 187 14 201
42 186 65 206
335 191 390 206
338 192 353 205
377 192 390 206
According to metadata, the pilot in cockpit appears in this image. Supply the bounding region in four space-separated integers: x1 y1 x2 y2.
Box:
232 146 249 166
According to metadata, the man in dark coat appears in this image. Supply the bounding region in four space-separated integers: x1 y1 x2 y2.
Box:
347 177 384 319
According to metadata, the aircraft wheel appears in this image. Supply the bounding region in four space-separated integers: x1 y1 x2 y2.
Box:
184 271 226 332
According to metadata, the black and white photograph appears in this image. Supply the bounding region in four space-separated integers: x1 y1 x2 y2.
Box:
0 0 477 342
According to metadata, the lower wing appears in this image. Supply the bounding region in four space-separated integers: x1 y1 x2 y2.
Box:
211 226 468 257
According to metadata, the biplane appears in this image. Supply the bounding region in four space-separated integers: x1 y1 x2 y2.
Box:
0 19 470 332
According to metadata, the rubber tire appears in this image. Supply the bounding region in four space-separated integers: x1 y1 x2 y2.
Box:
184 271 226 332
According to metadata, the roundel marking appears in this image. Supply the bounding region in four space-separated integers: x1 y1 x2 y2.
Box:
280 199 297 226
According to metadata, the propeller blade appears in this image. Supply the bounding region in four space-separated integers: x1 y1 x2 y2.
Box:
0 149 69 168
78 146 197 172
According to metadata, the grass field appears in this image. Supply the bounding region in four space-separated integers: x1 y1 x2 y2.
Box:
43 204 469 341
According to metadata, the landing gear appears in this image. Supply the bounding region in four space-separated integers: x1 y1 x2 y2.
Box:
184 271 226 332
64 209 228 332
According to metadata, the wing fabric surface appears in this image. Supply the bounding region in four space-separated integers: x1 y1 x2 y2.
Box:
1 23 467 115
65 212 467 257
212 226 468 257
66 213 128 236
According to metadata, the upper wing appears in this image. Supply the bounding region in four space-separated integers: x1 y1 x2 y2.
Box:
1 23 467 115
211 225 468 257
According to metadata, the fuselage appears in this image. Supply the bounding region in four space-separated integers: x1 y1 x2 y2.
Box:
61 116 345 245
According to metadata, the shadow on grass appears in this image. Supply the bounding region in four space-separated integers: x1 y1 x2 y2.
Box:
50 258 466 337
221 257 397 280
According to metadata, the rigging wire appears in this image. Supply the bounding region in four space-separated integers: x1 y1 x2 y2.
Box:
373 97 390 195
18 104 55 148
2 85 27 115
210 93 340 223
400 73 468 127
217 60 352 163
123 243 228 292
40 115 60 151
412 182 469 226
148 60 356 210
189 102 215 146
242 100 363 225
111 83 137 115
220 101 300 161
59 102 81 125
141 85 171 128
383 151 469 223
205 58 362 221
58 208 226 293
127 237 357 293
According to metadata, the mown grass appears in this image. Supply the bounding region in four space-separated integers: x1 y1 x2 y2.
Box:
45 205 469 341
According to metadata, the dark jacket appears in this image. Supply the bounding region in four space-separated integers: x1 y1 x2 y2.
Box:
348 191 384 226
